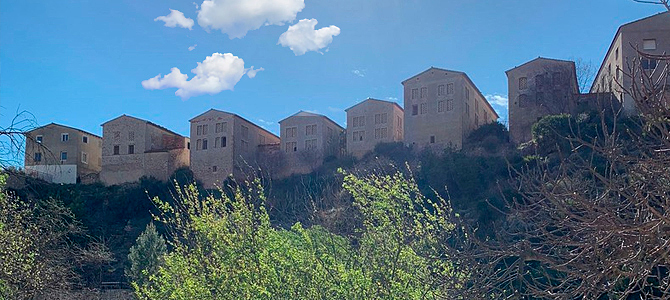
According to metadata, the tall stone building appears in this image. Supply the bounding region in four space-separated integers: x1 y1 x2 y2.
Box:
591 12 670 115
189 109 280 188
402 67 498 150
345 98 404 158
279 111 344 175
506 57 579 144
100 115 190 186
24 123 102 184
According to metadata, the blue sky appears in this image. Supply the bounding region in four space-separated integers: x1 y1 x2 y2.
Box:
1 0 665 148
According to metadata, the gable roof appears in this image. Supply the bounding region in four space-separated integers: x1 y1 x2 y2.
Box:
505 57 576 74
344 98 403 112
102 114 185 138
401 67 465 85
590 11 670 92
28 122 102 139
190 109 279 139
279 110 344 130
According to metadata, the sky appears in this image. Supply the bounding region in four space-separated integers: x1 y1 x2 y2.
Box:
1 0 666 156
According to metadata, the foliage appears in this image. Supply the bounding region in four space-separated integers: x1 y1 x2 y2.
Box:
126 222 167 288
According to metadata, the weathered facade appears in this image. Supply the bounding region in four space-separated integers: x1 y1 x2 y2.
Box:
100 115 189 186
279 111 344 176
189 109 280 189
506 57 580 144
591 12 670 115
402 67 498 150
24 123 102 184
345 98 404 158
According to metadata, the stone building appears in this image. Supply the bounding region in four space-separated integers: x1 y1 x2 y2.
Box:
189 109 280 189
345 98 404 158
24 123 102 184
506 57 580 144
591 12 670 115
279 111 344 175
100 115 190 186
402 67 498 150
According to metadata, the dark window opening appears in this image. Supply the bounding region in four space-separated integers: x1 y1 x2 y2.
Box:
128 145 135 154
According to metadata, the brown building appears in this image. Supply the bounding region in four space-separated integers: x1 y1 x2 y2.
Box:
402 67 498 150
279 111 344 175
506 57 580 144
24 123 102 184
189 109 280 188
100 115 190 186
345 98 404 158
591 12 670 115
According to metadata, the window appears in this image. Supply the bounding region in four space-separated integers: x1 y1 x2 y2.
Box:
438 100 445 113
306 124 317 135
643 39 657 50
222 122 228 133
374 113 387 124
430 136 435 144
305 139 317 150
36 135 43 143
397 116 402 128
484 111 488 123
241 125 249 139
475 100 479 111
552 72 562 85
517 94 528 108
202 125 208 135
196 125 202 135
353 131 364 142
81 152 88 164
196 139 202 150
420 103 427 114
187 142 190 150
128 145 135 154
438 84 445 96
412 105 418 116
128 131 135 141
202 139 208 150
82 136 88 143
411 88 418 99
215 137 220 148
113 145 120 155
475 114 479 127
286 127 297 138
381 113 387 124
420 87 427 98
285 141 297 152
353 116 365 127
535 74 545 88
447 83 454 95
61 133 69 142
215 122 224 133
374 128 388 139
615 47 619 59
213 166 218 173
642 58 657 70
465 88 470 100
60 151 68 161
465 103 469 115
221 137 227 147
447 99 454 111
519 77 528 90
34 152 42 162
113 131 120 140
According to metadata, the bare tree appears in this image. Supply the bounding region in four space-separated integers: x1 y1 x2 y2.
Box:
632 0 670 12
574 58 597 93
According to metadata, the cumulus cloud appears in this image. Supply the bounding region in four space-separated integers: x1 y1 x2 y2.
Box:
197 0 305 39
188 44 197 51
485 94 508 107
155 9 195 30
386 96 398 101
142 53 260 100
352 69 365 77
245 66 264 78
278 19 340 56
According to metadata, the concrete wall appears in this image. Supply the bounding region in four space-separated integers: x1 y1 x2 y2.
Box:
25 165 77 184
346 99 404 158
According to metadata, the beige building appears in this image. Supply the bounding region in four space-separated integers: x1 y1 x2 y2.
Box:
279 111 344 175
100 115 190 186
189 109 280 188
591 12 670 114
402 67 498 150
24 123 102 184
345 98 404 158
506 57 579 144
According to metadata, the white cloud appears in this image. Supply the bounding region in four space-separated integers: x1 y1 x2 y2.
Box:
142 53 259 100
257 119 276 127
188 44 197 51
278 19 340 56
386 96 398 101
352 69 365 77
155 9 195 30
245 66 264 78
193 2 199 9
485 94 508 107
197 0 305 39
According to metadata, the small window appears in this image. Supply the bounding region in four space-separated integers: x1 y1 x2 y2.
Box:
128 131 135 141
202 124 208 135
241 125 249 139
643 39 657 50
34 152 42 162
465 88 470 100
196 139 202 150
215 122 222 133
213 166 218 173
113 145 120 155
81 152 88 164
615 48 619 59
82 136 88 143
438 100 445 113
202 139 208 150
221 137 227 148
430 136 435 144
420 87 427 98
197 125 202 135
113 131 121 140
36 135 43 143
447 83 454 95
411 88 419 99
420 103 427 115
215 137 220 148
642 58 658 70
61 133 69 142
438 84 445 96
519 77 528 90
128 145 135 154
412 105 418 116
446 99 454 111
465 103 470 115
60 151 68 161
187 142 190 150
306 124 317 135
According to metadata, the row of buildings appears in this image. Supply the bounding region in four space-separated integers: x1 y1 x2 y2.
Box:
23 12 670 188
